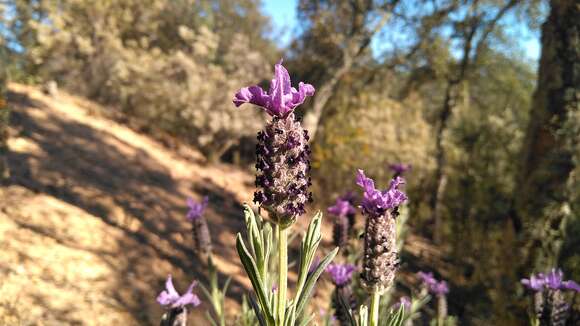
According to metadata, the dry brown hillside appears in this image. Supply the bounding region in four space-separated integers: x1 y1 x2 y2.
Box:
0 83 263 325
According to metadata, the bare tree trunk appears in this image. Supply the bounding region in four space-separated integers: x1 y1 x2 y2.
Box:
515 0 579 267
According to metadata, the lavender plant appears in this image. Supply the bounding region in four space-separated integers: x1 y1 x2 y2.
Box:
521 268 580 326
417 272 450 326
233 61 338 326
157 275 201 326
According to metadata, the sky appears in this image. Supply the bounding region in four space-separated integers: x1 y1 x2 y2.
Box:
261 0 541 62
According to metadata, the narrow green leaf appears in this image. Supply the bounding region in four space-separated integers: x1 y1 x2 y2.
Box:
295 246 339 317
297 314 314 326
236 233 275 324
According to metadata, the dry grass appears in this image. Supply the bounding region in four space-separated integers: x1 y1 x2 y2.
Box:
0 84 258 325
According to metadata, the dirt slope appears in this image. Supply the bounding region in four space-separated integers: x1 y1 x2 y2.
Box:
0 84 257 325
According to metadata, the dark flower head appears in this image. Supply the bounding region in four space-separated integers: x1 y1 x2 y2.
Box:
328 199 356 218
389 163 412 175
326 263 356 287
521 273 546 292
418 271 449 296
233 60 315 118
356 170 407 216
157 275 201 309
186 196 208 221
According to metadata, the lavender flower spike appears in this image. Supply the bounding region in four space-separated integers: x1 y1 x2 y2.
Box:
358 170 407 295
233 60 315 118
186 196 212 255
235 61 314 226
326 263 357 287
157 275 201 309
418 271 449 295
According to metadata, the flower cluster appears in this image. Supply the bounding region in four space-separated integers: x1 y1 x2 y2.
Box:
357 170 407 295
418 271 449 296
234 61 314 226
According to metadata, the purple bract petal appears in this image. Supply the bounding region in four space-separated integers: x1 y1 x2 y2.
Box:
356 169 407 216
544 268 564 289
562 280 580 292
186 196 208 221
521 273 546 292
157 275 201 309
233 60 315 118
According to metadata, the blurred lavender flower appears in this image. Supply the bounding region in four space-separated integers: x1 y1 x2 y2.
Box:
186 197 212 255
186 196 208 221
357 170 407 295
326 263 356 287
418 271 449 295
328 199 356 218
392 296 411 311
328 199 356 248
521 269 580 292
233 59 315 118
389 163 412 176
233 60 314 226
157 275 201 309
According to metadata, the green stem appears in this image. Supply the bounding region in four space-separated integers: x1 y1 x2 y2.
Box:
369 291 381 326
277 225 288 325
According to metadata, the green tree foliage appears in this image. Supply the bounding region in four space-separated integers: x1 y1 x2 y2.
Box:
1 0 278 160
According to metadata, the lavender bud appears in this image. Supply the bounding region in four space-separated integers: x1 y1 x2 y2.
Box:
254 113 311 227
356 170 407 294
437 294 448 322
333 285 356 326
549 290 569 326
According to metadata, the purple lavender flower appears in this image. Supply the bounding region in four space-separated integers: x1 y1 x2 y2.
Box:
418 271 449 295
234 61 314 226
356 170 407 216
186 196 208 221
562 280 580 292
157 275 201 309
392 297 411 311
326 263 356 287
328 199 356 217
233 60 315 118
389 163 412 176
